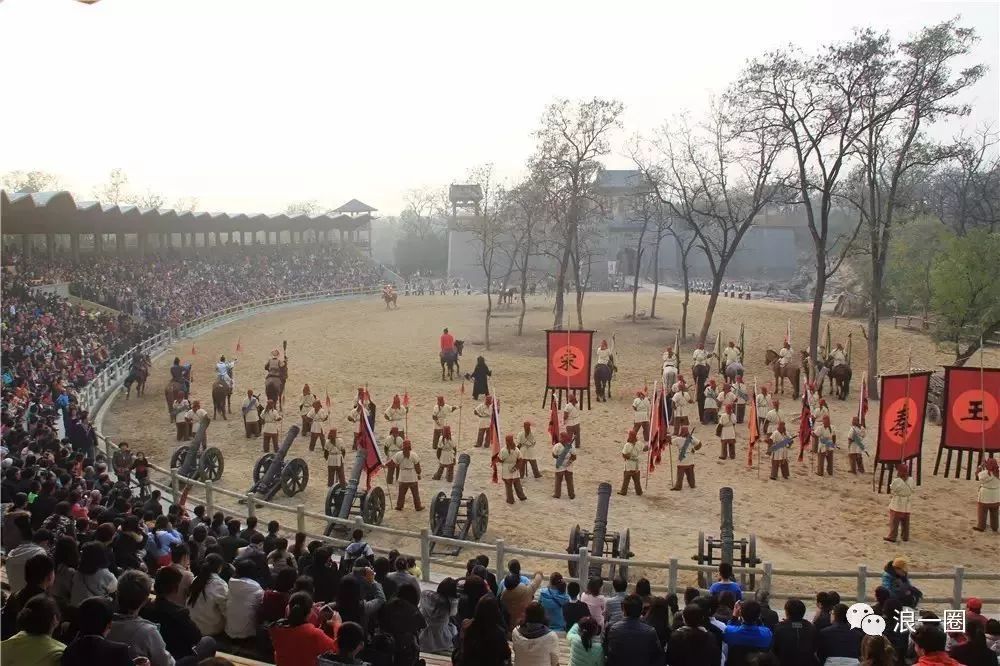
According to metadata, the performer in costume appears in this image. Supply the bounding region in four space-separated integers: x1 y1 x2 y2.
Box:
172 392 191 440
431 396 457 448
215 355 237 391
619 429 643 496
306 400 329 452
264 349 285 381
778 341 794 368
383 427 405 484
691 343 709 372
722 341 741 368
632 390 651 442
671 380 692 435
720 384 737 421
433 425 456 482
384 395 408 431
662 346 679 368
717 404 737 460
733 377 748 424
764 398 783 436
756 387 770 434
563 394 582 448
814 398 830 423
830 343 847 368
805 381 819 412
241 390 262 438
703 380 719 424
885 463 915 543
261 399 282 453
516 421 542 479
846 417 867 474
392 440 423 511
974 458 1000 532
323 429 345 486
473 395 493 448
767 422 792 480
499 435 527 504
299 384 316 438
812 415 836 476
669 426 701 491
185 401 209 444
552 431 577 500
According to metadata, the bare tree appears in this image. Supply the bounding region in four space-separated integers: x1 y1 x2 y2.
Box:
532 98 624 329
663 215 699 335
2 170 61 193
627 189 657 322
171 196 200 213
463 164 509 350
135 190 166 209
925 125 999 236
285 200 321 216
506 176 546 335
401 187 449 240
92 168 131 204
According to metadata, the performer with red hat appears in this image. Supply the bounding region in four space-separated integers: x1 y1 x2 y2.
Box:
473 395 493 448
671 379 693 435
669 426 702 491
384 394 408 431
383 426 405 484
552 431 577 499
812 415 836 476
619 429 643 496
433 425 457 482
499 435 527 504
764 398 784 437
632 390 651 442
717 404 737 460
885 463 915 542
298 384 316 438
306 399 329 452
755 386 769 434
563 394 582 448
767 422 792 480
974 458 1000 532
431 395 457 449
703 379 719 425
323 429 345 487
393 440 423 511
733 377 748 424
260 399 282 453
846 417 867 474
516 421 542 479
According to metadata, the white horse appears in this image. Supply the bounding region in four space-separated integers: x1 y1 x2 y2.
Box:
662 362 678 389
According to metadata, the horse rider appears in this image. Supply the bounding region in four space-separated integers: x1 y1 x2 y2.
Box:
830 343 847 368
662 345 679 377
264 349 285 381
778 341 794 368
692 343 710 373
596 338 614 370
216 355 237 392
170 357 192 395
722 340 742 368
440 327 456 360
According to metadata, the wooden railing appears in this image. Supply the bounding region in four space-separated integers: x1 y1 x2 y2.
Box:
85 289 1000 610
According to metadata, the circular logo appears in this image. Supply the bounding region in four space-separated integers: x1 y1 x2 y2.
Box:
883 396 918 445
951 389 998 434
551 345 585 378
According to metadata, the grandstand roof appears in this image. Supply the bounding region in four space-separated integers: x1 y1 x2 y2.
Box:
0 190 372 235
332 198 377 214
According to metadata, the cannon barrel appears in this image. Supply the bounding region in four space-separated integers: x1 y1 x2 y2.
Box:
590 482 612 574
442 453 472 538
338 446 369 520
720 486 734 565
251 425 299 494
178 417 210 478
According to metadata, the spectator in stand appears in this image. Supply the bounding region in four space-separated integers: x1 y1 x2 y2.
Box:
142 565 214 663
225 558 265 641
949 622 998 666
265 537 296 572
816 603 863 665
169 542 194 601
567 615 604 666
644 597 673 652
112 516 147 571
606 577 629 626
419 577 459 653
329 572 385 634
723 599 773 666
50 535 78 612
306 545 340 603
237 516 260 541
665 604 721 666
986 619 1000 656
234 532 271 587
771 598 819 666
387 554 421 597
371 556 398 601
912 624 962 666
496 559 531 595
813 591 835 631
269 591 337 666
563 581 590 632
636 577 655 614
1 552 56 641
106 569 174 666
456 574 489 626
319 620 368 666
512 600 560 666
378 583 426 666
755 590 780 630
499 570 544 628
6 527 52 594
457 595 511 666
965 598 989 632
475 554 499 595
61 596 133 666
581 577 608 631
259 566 298 625
881 558 922 605
716 591 738 624
709 561 744 601
859 634 896 666
187 553 229 638
605 594 664 666
149 515 182 570
2 493 31 551
217 520 247 563
539 572 571 631
261 520 281 554
0 595 64 666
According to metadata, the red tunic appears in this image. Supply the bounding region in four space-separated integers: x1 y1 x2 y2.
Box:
440 333 455 352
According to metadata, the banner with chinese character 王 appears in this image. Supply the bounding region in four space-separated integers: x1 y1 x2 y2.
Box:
875 372 932 464
939 367 1000 452
545 330 595 391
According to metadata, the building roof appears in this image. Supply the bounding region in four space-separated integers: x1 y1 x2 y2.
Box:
449 184 483 204
594 169 647 193
1 190 373 235
332 198 378 214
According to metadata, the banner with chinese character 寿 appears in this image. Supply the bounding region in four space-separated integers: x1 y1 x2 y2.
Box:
875 372 932 464
934 367 1000 479
545 330 594 390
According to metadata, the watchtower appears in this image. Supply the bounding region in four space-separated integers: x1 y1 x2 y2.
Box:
446 184 483 280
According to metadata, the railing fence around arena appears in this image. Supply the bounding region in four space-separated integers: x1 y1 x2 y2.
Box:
82 288 1000 611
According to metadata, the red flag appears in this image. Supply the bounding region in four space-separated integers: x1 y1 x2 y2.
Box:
235 337 243 353
547 396 562 444
357 397 386 488
747 384 760 467
797 390 813 462
858 374 869 427
648 387 668 472
402 391 410 408
489 397 502 484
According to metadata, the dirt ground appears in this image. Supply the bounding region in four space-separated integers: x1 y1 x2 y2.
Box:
101 290 999 601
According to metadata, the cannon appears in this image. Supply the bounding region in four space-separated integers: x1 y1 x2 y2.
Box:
247 426 309 500
168 417 224 482
694 487 761 589
567 482 633 580
324 446 387 535
429 453 489 556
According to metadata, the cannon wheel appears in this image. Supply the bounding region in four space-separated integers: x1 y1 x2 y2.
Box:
170 446 189 469
325 484 345 517
199 447 224 481
361 486 386 525
470 493 489 540
280 458 309 497
617 529 632 581
430 491 448 534
567 524 581 577
253 453 276 484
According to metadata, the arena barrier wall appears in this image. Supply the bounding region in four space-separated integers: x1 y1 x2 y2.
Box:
85 289 1000 610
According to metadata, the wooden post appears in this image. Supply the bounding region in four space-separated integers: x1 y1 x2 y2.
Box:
952 566 964 610
420 528 431 583
856 565 867 602
495 539 506 583
668 558 679 594
577 547 589 589
246 493 256 518
297 504 306 533
205 481 215 517
170 469 180 501
761 562 773 594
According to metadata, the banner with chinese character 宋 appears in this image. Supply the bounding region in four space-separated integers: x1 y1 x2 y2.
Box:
934 367 1000 479
875 372 932 464
545 330 595 391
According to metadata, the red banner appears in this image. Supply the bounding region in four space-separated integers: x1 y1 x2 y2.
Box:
875 372 932 463
940 367 1000 452
545 330 595 390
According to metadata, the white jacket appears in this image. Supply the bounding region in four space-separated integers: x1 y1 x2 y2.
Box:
512 627 560 666
189 574 228 636
225 576 264 639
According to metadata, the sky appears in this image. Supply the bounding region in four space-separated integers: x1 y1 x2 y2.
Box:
0 0 996 216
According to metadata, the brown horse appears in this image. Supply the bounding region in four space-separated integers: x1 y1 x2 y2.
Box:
764 349 802 399
265 375 285 410
124 355 150 400
211 378 231 419
165 380 187 421
382 290 398 309
823 360 852 400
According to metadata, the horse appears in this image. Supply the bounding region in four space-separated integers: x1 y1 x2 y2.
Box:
265 375 285 410
440 340 465 381
662 363 678 391
594 354 617 402
824 359 852 400
211 377 232 420
382 290 398 310
124 354 150 400
724 361 745 384
764 349 802 399
497 287 517 307
164 379 187 421
692 363 711 417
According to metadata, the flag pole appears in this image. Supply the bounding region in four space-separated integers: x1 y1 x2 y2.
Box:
980 336 986 457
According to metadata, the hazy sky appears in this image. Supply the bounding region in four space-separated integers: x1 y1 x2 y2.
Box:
1 0 996 216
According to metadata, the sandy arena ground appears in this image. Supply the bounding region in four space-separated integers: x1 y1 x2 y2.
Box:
101 290 999 600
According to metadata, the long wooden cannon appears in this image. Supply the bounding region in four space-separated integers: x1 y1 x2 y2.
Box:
324 446 386 535
248 425 309 500
170 416 223 482
429 453 488 557
694 486 761 588
567 481 633 580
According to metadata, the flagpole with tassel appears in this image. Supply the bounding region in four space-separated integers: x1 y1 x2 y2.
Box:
980 336 986 460
457 381 465 451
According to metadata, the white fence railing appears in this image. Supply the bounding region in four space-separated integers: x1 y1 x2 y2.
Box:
85 288 1000 610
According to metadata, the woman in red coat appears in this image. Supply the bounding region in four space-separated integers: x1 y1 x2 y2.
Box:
270 591 337 666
